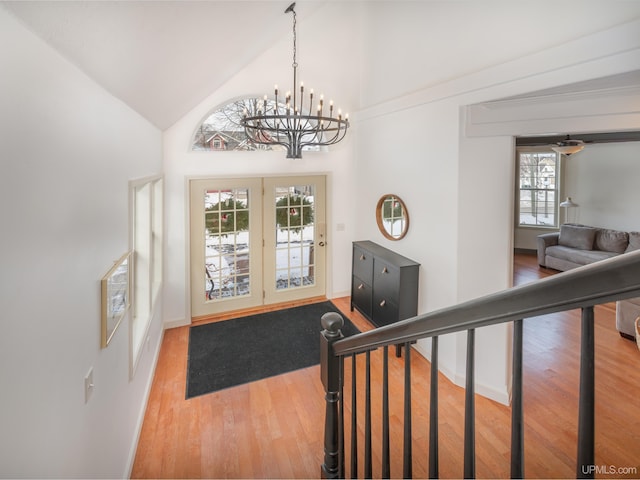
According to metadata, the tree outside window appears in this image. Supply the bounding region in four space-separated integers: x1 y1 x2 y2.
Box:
191 97 320 153
518 150 559 227
192 98 276 152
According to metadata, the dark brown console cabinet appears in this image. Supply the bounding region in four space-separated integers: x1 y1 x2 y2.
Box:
351 241 420 330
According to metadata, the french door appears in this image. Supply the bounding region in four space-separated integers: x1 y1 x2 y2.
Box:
190 175 326 319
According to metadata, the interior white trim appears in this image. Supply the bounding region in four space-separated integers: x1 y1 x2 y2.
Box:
354 18 640 124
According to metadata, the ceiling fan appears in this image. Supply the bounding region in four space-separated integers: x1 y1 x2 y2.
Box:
551 135 586 156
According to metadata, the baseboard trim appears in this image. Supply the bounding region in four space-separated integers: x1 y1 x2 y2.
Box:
413 339 510 406
164 317 190 329
126 326 165 478
330 290 351 301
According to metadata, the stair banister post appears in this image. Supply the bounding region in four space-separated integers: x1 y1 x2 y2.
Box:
320 312 344 479
577 306 595 479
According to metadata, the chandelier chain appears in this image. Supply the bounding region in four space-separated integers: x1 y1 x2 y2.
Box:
291 6 298 69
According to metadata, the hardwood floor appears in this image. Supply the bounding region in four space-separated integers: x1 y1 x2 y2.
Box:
131 253 640 478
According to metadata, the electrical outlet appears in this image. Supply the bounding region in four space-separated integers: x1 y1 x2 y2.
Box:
84 367 94 404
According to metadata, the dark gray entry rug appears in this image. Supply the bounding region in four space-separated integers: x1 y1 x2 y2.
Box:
186 300 359 399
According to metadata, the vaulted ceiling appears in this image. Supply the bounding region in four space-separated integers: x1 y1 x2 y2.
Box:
2 0 327 130
3 1 640 131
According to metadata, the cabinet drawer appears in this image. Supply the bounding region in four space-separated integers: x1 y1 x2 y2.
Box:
372 296 399 327
373 259 400 303
352 276 372 318
353 246 374 281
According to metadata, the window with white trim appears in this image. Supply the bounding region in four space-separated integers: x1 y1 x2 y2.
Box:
517 149 560 228
130 176 163 375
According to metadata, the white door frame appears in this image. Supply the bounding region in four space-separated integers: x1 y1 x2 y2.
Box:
188 174 327 321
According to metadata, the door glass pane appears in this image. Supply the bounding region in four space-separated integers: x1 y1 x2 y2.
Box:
204 188 250 300
274 184 315 290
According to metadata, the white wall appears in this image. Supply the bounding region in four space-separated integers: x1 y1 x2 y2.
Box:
0 7 163 478
162 2 362 326
565 142 640 231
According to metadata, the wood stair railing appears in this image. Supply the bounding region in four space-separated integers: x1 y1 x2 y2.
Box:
320 250 640 479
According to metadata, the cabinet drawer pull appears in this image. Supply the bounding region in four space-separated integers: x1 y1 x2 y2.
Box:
381 266 388 274
357 283 364 290
380 299 386 307
360 254 365 261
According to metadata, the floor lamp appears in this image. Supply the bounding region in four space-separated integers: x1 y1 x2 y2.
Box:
560 197 579 224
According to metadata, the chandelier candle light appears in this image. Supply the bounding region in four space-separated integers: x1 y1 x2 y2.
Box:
240 2 349 159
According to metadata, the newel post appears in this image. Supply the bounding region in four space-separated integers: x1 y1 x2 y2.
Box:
320 312 344 479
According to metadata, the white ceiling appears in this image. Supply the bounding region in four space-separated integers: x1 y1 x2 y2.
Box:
2 0 326 130
3 1 640 131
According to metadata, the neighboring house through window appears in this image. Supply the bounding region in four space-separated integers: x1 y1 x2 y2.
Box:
191 97 319 153
192 97 282 152
212 136 223 150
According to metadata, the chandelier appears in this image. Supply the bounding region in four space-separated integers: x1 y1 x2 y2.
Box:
240 2 349 159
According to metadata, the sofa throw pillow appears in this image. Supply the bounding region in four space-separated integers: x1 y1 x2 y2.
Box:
558 224 597 250
626 232 640 253
595 228 629 254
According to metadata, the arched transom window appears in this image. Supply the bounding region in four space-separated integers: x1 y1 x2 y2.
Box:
192 97 284 152
192 97 319 153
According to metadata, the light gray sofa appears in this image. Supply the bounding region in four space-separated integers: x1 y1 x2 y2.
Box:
537 223 640 271
537 223 640 340
617 297 640 341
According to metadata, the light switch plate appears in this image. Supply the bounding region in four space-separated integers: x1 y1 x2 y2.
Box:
84 367 94 404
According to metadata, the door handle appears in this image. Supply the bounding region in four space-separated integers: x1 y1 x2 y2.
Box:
318 222 326 248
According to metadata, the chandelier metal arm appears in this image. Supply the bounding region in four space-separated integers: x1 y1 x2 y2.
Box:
243 113 349 158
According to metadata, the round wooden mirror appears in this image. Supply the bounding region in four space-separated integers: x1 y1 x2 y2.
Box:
376 194 409 241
